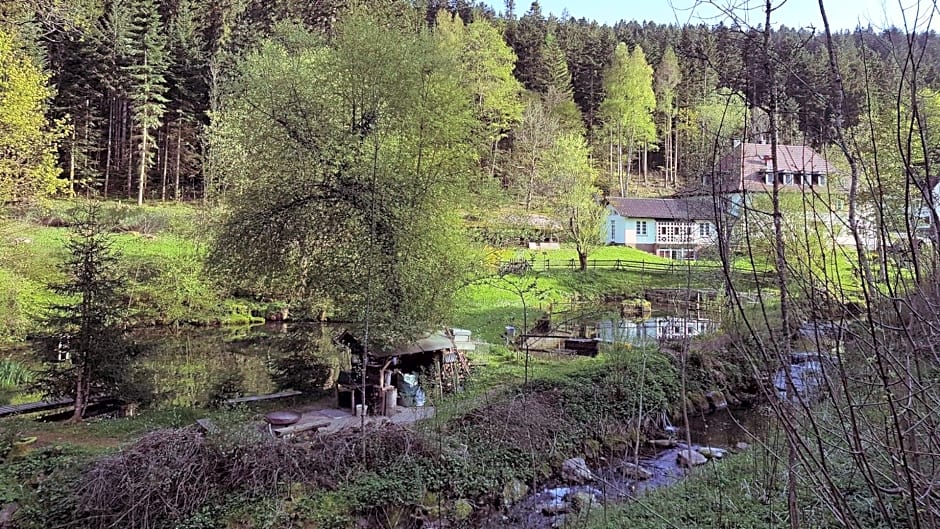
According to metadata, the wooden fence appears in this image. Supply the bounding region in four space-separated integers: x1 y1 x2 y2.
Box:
496 257 776 280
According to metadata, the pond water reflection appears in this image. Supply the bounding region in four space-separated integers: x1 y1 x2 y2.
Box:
596 316 718 345
129 323 344 408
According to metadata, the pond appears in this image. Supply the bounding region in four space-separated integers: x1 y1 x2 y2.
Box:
596 315 718 345
1 323 349 409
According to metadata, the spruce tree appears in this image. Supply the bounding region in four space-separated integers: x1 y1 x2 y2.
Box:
39 203 132 423
127 0 168 205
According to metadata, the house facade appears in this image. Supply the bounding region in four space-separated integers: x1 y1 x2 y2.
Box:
695 142 880 250
606 198 717 260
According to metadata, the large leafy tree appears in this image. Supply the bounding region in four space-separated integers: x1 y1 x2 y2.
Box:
543 132 604 271
210 11 477 345
435 12 523 181
599 42 656 196
0 28 63 202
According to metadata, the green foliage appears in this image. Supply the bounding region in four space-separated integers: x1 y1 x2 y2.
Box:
0 28 64 202
267 352 330 394
210 11 479 346
0 358 33 388
35 202 136 419
600 42 657 193
544 133 605 270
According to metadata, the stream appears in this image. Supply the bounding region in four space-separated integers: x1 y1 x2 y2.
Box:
483 406 770 529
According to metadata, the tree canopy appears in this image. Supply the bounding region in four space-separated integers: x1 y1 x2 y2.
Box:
209 12 479 345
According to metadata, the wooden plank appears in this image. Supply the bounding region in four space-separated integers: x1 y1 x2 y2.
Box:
274 416 333 436
224 390 302 405
0 398 74 418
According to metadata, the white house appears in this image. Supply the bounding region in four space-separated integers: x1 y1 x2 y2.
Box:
606 197 717 260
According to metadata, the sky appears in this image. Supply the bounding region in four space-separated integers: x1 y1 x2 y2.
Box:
490 0 936 31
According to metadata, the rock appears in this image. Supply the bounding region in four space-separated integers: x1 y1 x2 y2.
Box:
454 499 473 521
569 491 598 512
502 479 529 507
677 448 708 467
696 446 727 459
648 438 677 448
0 503 20 529
688 393 710 414
735 442 750 451
619 462 653 480
561 457 595 484
537 500 569 515
705 390 728 411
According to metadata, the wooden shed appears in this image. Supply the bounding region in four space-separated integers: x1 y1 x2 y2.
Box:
334 330 471 416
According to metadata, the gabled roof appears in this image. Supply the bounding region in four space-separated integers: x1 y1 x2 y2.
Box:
608 197 717 221
680 142 840 195
719 142 836 175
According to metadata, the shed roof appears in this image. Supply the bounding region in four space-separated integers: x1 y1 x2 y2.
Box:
377 332 455 358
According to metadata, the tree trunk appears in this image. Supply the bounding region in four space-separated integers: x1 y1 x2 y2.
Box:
578 250 588 271
104 99 114 198
71 364 87 423
175 119 182 201
68 131 76 195
161 122 170 201
138 126 148 206
626 126 636 196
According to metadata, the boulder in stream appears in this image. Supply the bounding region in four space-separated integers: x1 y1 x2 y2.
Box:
569 491 598 512
619 462 654 480
696 446 727 459
537 488 570 515
561 457 595 483
649 438 678 448
0 503 20 529
706 390 729 411
502 478 529 507
677 448 708 467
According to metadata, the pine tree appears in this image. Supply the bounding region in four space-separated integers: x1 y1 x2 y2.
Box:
126 0 168 205
165 0 208 201
39 203 132 423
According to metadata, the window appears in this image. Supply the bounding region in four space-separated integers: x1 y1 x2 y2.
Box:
636 221 648 236
657 248 696 260
812 173 826 186
764 171 774 185
794 173 804 185
699 223 710 237
782 172 794 185
610 220 616 240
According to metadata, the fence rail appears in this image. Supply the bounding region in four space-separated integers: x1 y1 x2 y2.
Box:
496 257 776 280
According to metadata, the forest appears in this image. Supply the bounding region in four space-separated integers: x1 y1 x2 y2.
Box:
1 1 939 529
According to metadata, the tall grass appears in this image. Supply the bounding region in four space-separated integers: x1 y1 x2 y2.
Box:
0 359 33 388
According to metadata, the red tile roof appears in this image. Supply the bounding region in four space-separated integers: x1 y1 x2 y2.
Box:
703 142 838 193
